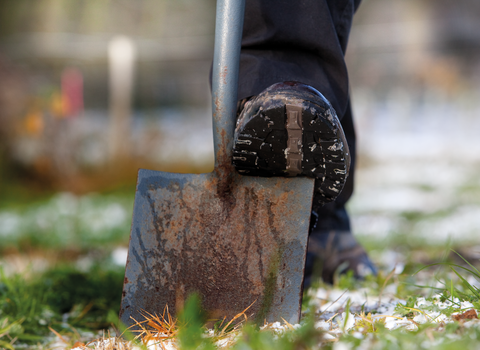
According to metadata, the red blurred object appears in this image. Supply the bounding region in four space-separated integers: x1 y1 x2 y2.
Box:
61 68 84 117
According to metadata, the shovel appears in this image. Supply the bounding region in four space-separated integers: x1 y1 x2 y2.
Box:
120 0 315 326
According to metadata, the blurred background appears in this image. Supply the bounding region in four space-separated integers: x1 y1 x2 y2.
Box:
2 0 480 341
1 0 480 272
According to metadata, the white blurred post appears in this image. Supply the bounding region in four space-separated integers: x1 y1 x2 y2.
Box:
108 35 136 163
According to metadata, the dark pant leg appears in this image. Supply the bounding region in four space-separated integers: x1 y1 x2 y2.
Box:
239 0 361 118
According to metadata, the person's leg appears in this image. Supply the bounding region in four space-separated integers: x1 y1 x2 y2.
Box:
238 0 353 117
305 101 376 285
236 0 375 284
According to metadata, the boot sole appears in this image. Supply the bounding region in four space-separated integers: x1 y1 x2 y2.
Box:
233 86 349 204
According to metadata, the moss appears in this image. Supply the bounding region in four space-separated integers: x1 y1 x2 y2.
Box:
255 248 283 325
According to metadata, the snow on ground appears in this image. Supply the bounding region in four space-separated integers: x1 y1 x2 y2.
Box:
348 94 480 245
63 281 480 349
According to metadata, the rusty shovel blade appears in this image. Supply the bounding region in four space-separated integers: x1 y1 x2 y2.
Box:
120 170 314 326
120 0 315 327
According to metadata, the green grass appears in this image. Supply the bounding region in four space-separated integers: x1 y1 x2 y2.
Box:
230 320 323 350
0 263 124 344
0 189 130 345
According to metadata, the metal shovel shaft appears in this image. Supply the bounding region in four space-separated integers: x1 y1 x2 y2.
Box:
212 0 245 171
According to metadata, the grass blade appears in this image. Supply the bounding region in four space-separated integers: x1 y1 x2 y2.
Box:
451 250 480 279
450 267 480 299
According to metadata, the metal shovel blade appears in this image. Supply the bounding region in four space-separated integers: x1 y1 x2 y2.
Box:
120 170 313 325
119 0 315 326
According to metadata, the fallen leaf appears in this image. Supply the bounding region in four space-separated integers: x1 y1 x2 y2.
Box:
452 309 478 321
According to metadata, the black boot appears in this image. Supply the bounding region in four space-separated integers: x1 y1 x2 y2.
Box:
233 81 350 205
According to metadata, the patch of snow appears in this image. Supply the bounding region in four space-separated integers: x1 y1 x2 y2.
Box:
333 341 353 350
315 320 331 331
338 312 356 331
415 206 480 243
112 247 129 266
413 313 428 324
0 212 21 237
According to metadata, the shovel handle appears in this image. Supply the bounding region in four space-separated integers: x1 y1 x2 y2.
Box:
211 0 245 171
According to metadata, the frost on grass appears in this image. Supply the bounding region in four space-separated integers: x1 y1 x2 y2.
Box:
55 283 480 350
31 285 479 350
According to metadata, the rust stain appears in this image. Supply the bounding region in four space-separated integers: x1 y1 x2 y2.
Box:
221 66 228 85
214 128 236 208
